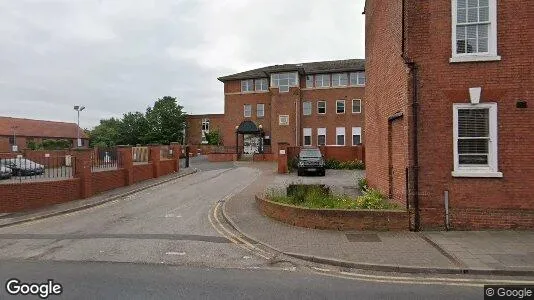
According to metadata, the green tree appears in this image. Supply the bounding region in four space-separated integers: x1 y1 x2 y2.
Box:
89 118 121 147
204 130 222 145
144 96 186 144
117 112 149 145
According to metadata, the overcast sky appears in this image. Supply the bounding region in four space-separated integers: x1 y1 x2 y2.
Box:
0 0 365 128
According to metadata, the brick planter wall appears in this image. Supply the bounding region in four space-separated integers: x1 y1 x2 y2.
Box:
256 195 409 231
0 179 81 212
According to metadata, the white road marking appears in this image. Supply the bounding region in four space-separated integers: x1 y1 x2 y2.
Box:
166 252 186 256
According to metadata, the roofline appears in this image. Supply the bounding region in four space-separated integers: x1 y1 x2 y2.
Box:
0 116 80 126
217 58 365 82
186 113 225 118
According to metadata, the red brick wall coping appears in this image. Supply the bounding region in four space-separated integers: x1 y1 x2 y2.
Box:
256 195 409 231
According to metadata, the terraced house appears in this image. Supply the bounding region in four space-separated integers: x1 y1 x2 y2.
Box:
364 0 534 230
187 59 366 159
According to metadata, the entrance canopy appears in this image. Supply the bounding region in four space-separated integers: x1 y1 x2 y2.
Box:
236 120 260 134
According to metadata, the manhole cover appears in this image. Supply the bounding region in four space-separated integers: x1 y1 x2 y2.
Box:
345 233 381 242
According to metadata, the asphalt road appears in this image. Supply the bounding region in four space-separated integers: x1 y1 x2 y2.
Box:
0 157 481 299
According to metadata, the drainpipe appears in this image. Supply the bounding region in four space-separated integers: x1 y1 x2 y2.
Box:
295 99 299 146
402 0 421 231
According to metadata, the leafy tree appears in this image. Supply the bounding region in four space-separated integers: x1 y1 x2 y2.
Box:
89 118 121 147
204 130 222 145
117 112 149 145
144 96 186 144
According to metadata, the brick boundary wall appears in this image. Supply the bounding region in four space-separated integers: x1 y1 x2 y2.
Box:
256 195 409 231
92 169 127 195
207 153 237 162
0 144 183 213
0 179 81 212
253 153 276 161
418 208 534 231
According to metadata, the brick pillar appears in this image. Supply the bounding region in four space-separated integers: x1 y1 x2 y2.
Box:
149 145 161 178
170 142 181 172
277 142 289 174
73 149 93 199
117 145 133 186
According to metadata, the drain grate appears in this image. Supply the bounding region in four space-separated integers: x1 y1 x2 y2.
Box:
345 233 381 242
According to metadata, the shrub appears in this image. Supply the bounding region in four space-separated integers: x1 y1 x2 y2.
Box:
288 157 299 172
357 177 368 192
356 189 399 210
325 159 365 170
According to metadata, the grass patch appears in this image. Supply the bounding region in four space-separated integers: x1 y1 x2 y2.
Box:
267 185 399 210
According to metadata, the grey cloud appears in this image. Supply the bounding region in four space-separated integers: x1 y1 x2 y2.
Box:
0 0 365 128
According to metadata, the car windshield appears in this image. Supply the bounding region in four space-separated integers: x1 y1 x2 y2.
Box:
300 149 322 158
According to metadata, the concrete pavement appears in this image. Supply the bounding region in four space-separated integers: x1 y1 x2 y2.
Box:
223 163 534 276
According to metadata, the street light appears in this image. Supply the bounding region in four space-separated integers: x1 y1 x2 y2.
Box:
74 105 85 148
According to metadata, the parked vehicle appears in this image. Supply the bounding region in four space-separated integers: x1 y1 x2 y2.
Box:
1 158 45 176
297 147 325 176
0 166 12 179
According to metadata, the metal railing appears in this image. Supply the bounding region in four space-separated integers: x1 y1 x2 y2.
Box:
0 156 76 184
91 148 121 171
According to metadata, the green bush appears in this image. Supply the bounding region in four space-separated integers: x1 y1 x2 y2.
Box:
325 159 365 170
267 184 397 210
288 157 299 172
357 177 368 192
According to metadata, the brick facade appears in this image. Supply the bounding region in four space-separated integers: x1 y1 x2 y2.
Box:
364 0 534 230
186 60 366 160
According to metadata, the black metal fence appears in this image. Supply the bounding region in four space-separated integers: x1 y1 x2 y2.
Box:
91 148 121 171
0 156 76 183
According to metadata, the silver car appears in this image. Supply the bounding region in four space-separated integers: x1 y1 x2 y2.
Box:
1 158 44 176
0 165 12 179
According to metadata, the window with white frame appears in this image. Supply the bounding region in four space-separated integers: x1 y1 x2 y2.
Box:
317 101 326 114
306 75 314 88
241 79 254 92
352 99 362 113
336 127 345 146
244 104 252 117
332 73 348 87
317 128 326 146
350 72 365 86
279 115 289 125
336 100 345 114
257 103 265 117
255 78 268 91
201 118 210 144
271 72 298 93
303 128 312 146
201 118 210 131
352 127 362 145
452 0 499 61
314 74 330 88
453 103 501 177
303 101 312 116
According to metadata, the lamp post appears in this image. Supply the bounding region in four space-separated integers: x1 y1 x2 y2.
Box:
74 105 85 148
10 125 18 152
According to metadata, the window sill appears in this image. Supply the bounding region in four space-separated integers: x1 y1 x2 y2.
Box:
451 171 503 178
449 55 501 63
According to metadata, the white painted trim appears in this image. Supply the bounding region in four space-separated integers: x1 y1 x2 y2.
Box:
451 0 498 61
452 102 500 177
317 127 326 146
225 91 270 95
279 114 289 126
352 127 362 146
336 127 345 146
302 101 312 116
256 103 265 118
317 100 327 115
352 99 362 114
243 104 252 118
452 171 503 178
449 55 501 63
303 128 312 146
336 100 346 114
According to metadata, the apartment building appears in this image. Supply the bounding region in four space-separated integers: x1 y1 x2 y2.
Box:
187 59 365 157
364 0 534 230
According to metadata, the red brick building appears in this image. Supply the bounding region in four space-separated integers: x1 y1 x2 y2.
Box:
187 59 366 158
0 116 89 152
364 0 534 230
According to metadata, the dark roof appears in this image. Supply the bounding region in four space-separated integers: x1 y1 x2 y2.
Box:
218 59 365 82
236 120 260 134
0 116 88 139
